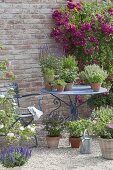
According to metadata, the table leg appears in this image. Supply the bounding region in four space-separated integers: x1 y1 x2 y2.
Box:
68 95 79 120
48 94 79 121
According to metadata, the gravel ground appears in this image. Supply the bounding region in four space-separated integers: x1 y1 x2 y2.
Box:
1 127 113 170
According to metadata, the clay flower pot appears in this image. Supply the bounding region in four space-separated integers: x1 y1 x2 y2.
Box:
57 85 64 92
91 83 101 92
45 83 52 91
46 136 60 148
69 137 81 148
65 82 74 91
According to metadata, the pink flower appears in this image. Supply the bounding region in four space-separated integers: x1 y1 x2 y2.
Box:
65 23 76 33
102 23 113 35
84 48 94 55
103 92 109 96
108 8 113 16
93 59 97 64
51 28 64 42
89 36 99 46
80 22 92 32
52 10 69 26
108 123 113 129
76 95 84 104
67 1 76 10
67 1 82 11
63 44 69 53
96 14 104 22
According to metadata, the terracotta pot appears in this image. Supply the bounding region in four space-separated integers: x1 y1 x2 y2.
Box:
69 137 81 148
99 138 113 159
45 83 52 91
46 136 60 148
57 85 64 92
91 83 101 92
65 83 73 91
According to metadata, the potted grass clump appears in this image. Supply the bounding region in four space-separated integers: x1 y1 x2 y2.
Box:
67 119 91 148
55 79 66 92
0 146 32 170
61 69 78 91
80 64 108 91
39 50 63 91
61 56 78 91
44 115 65 148
91 106 113 159
43 68 55 91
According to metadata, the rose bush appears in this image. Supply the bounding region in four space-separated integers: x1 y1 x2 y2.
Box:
51 0 113 107
51 0 113 86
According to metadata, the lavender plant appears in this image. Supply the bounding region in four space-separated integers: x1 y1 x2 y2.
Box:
0 146 32 168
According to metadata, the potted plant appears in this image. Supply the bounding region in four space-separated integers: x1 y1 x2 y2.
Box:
39 49 63 90
91 106 113 159
0 146 32 169
62 56 78 70
80 64 108 91
44 68 55 91
61 56 78 91
54 79 66 92
44 116 65 148
61 69 78 91
67 119 91 148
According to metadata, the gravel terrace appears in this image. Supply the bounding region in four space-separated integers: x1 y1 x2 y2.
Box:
0 126 113 170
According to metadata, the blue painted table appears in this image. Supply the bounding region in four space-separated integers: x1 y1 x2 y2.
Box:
41 85 107 120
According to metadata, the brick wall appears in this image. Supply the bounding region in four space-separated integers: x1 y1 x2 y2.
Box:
0 0 66 95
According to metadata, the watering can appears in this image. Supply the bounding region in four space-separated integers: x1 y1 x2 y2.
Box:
80 129 92 154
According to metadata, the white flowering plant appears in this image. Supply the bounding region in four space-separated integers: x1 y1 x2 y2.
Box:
80 64 108 83
0 60 36 144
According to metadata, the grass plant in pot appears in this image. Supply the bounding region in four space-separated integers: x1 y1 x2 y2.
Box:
39 50 63 91
44 68 55 91
44 115 65 148
0 146 32 170
67 119 91 148
62 56 78 70
54 79 66 92
91 106 113 159
61 69 78 91
61 56 78 91
80 64 108 91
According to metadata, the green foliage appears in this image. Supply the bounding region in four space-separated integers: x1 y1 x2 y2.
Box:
91 106 113 138
67 119 92 137
80 64 108 83
44 68 55 83
61 69 78 83
39 53 63 75
44 116 65 137
54 79 66 86
0 60 15 80
62 56 78 70
0 60 35 143
88 91 113 108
